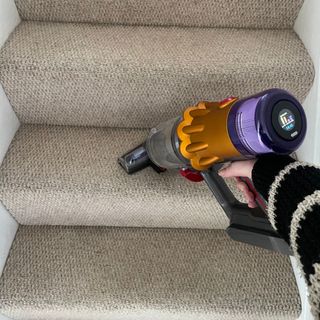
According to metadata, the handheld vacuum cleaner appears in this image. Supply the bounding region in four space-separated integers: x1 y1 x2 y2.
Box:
119 89 307 255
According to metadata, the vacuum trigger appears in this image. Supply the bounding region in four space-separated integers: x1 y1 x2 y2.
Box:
179 168 204 182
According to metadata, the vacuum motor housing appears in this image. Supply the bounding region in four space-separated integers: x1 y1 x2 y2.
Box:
119 89 306 174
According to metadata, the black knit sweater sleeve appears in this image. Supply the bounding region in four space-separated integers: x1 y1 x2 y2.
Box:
252 154 320 319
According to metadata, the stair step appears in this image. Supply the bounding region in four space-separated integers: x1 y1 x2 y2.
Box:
15 0 303 29
0 124 245 227
0 226 300 319
0 21 313 128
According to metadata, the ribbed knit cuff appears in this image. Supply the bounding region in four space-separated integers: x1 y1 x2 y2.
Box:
252 154 295 201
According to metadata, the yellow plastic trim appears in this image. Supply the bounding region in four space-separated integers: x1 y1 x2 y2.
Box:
177 98 241 171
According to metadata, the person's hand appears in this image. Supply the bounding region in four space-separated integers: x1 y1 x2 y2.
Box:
218 160 257 208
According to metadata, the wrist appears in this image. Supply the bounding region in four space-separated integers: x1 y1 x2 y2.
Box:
252 155 295 200
245 159 257 179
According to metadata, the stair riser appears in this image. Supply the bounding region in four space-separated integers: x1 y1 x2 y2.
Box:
0 68 313 128
15 0 303 29
0 23 314 129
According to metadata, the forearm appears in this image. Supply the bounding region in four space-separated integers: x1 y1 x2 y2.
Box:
252 155 320 319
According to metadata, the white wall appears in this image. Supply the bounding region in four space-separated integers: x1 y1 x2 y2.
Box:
295 0 320 165
0 85 20 277
293 1 320 319
0 0 20 46
0 3 20 320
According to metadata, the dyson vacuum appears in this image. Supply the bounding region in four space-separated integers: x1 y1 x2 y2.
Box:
118 89 307 255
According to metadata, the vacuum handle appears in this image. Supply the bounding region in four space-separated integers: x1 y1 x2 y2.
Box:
201 165 291 255
200 164 252 219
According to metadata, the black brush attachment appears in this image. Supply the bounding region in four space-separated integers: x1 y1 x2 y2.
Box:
118 144 165 174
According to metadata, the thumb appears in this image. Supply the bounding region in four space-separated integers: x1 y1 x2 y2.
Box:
218 160 256 179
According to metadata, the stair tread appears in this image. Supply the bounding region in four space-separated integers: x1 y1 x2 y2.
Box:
0 226 300 319
0 124 245 227
0 21 314 128
14 0 303 29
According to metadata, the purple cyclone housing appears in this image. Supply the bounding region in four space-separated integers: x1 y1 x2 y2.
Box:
227 89 307 157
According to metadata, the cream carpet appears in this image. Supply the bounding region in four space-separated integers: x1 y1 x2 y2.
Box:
0 226 300 319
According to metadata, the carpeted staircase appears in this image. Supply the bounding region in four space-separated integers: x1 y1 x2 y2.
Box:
0 1 315 319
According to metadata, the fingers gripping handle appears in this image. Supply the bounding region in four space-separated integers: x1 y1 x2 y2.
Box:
201 165 291 255
239 177 267 211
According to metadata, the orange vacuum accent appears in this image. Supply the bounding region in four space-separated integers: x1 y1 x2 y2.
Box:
177 97 241 171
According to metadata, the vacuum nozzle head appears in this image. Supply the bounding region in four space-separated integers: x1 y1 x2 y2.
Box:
118 144 150 174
